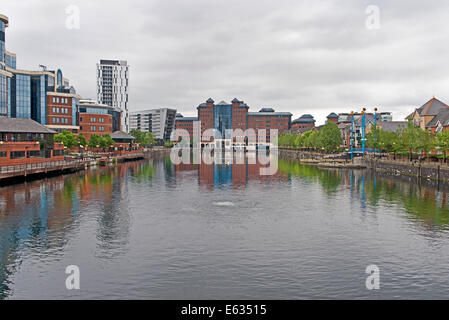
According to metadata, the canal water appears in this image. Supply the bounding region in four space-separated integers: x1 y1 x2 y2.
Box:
1 156 449 299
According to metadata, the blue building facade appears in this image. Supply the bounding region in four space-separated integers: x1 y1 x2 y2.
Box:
0 14 79 127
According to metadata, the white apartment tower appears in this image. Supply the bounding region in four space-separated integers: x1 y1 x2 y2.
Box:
97 60 129 132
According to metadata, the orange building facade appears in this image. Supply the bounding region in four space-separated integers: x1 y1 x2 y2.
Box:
0 118 65 167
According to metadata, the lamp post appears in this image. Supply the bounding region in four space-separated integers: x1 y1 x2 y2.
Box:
374 107 378 156
361 108 366 156
350 111 354 162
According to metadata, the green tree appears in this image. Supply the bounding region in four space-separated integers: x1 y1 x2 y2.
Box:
88 134 101 148
435 131 449 163
317 122 341 152
77 134 87 147
99 134 115 151
54 130 77 149
401 121 423 161
130 129 157 147
145 132 156 147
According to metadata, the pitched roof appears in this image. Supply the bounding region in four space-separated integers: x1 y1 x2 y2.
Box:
231 98 240 103
327 112 338 118
382 121 407 132
415 97 449 116
111 131 135 140
259 107 275 112
292 114 315 124
206 98 214 103
426 108 449 128
0 117 56 134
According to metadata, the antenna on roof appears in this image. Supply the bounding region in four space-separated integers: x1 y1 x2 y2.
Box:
39 64 47 71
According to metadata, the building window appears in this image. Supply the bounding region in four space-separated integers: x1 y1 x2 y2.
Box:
10 151 25 159
27 150 41 158
53 149 64 156
0 151 7 157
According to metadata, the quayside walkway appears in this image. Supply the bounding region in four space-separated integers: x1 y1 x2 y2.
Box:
0 160 85 180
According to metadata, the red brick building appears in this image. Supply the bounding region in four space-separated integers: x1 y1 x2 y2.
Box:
247 108 292 143
194 98 292 145
45 92 81 133
197 98 214 142
291 114 316 131
0 117 64 166
78 100 121 140
174 114 197 140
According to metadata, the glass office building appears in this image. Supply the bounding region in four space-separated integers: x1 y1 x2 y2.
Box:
213 101 233 139
0 13 80 127
0 15 5 64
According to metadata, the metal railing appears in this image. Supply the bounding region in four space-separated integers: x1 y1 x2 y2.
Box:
0 159 84 174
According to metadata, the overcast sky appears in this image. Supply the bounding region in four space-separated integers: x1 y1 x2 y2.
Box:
2 0 449 124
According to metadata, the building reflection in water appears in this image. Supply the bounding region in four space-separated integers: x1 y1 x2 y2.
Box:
1 157 449 298
0 161 152 298
278 159 449 231
174 153 287 189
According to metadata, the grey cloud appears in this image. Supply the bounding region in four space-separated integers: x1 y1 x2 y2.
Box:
2 0 449 123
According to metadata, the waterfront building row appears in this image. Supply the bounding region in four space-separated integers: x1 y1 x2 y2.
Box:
174 98 292 147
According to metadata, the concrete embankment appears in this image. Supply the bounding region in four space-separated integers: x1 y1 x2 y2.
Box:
363 158 449 182
279 148 449 182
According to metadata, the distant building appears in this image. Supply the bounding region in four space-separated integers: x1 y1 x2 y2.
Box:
381 121 407 133
174 113 197 140
406 97 449 132
326 112 339 124
0 14 80 128
195 98 291 147
291 114 316 131
129 108 177 141
78 99 121 140
97 59 129 132
0 117 64 166
337 112 391 149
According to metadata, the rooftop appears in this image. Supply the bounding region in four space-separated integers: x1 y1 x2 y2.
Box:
426 108 449 128
0 14 8 26
292 114 316 124
176 117 198 121
111 131 135 140
259 108 275 113
0 117 55 134
382 121 407 132
410 97 449 118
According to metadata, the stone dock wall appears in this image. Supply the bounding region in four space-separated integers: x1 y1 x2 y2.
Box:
278 148 449 182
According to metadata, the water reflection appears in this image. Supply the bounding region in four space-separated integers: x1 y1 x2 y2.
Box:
279 159 449 229
0 157 448 299
0 161 154 298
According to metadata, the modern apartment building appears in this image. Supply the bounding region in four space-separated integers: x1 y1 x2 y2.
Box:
96 59 129 132
0 14 80 131
129 108 177 141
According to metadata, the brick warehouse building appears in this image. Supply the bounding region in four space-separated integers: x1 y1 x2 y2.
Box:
174 113 197 139
0 117 64 166
175 98 292 147
78 100 121 140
